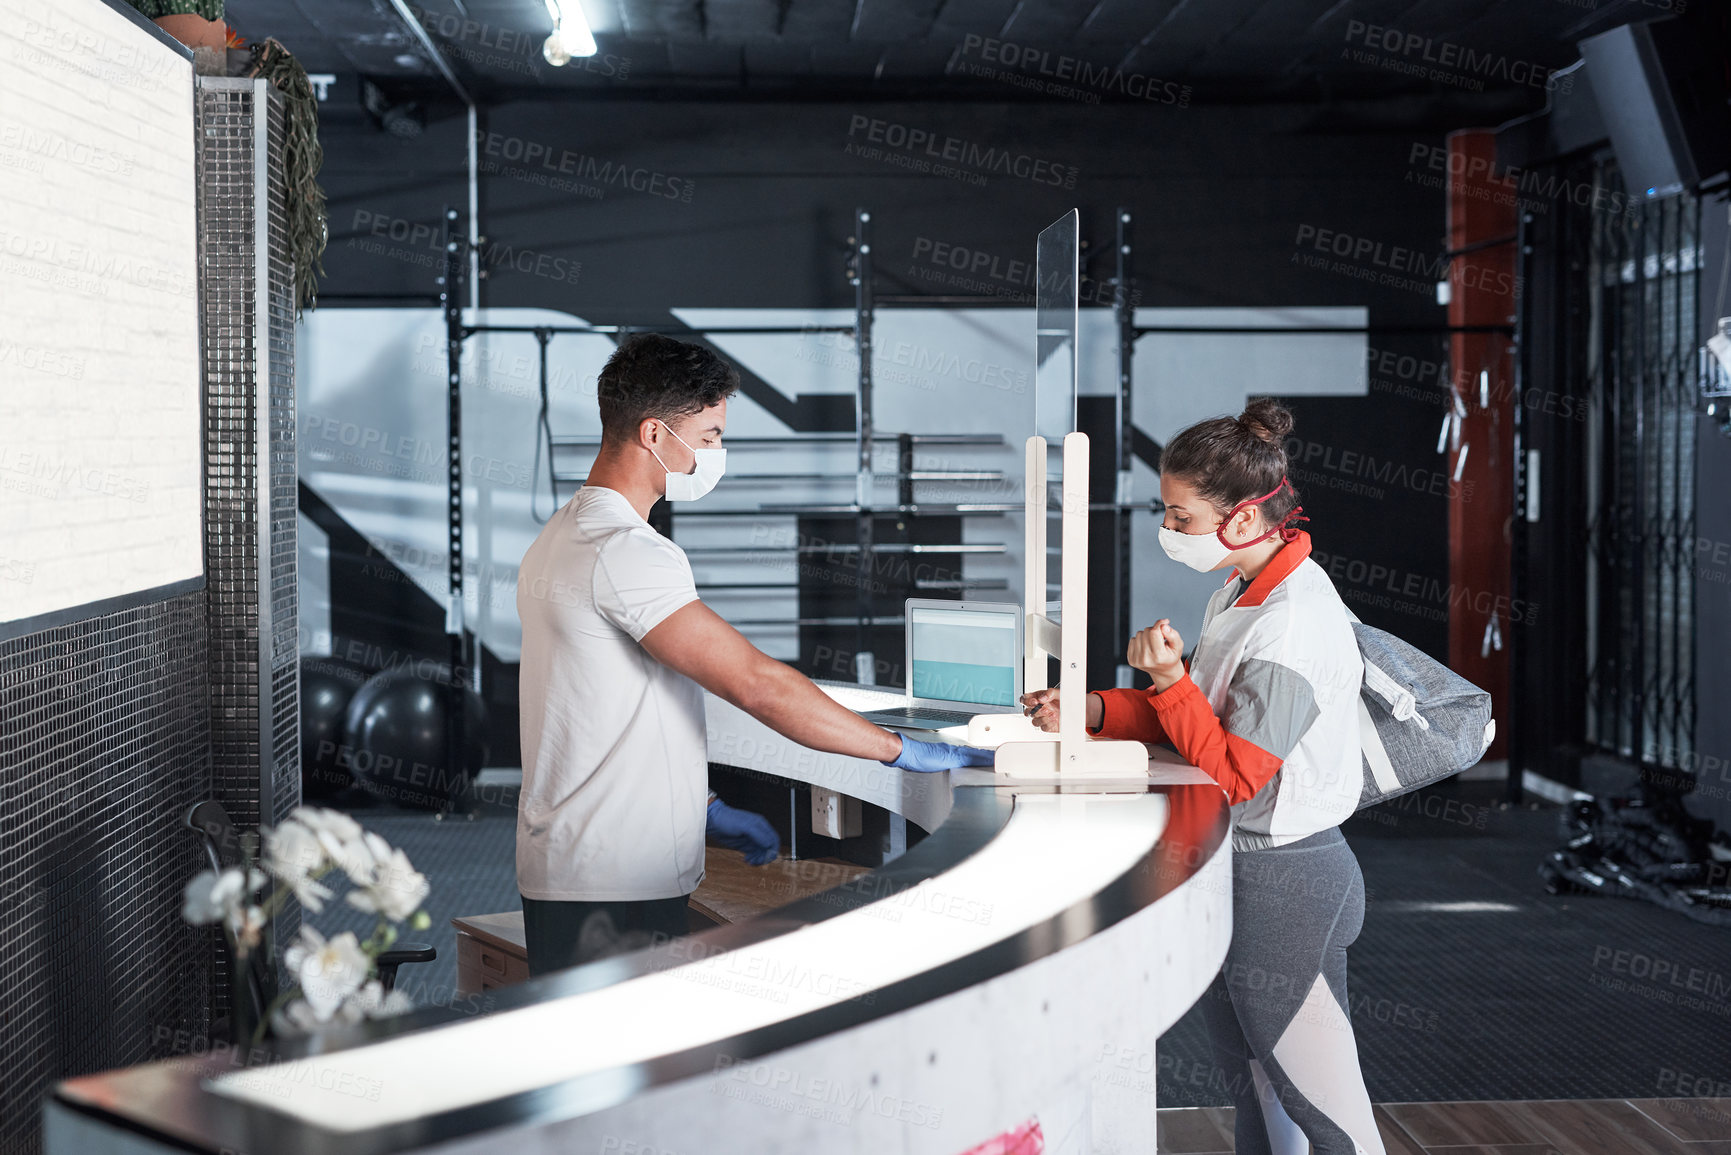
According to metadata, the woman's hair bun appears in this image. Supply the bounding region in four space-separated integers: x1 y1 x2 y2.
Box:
1238 398 1294 445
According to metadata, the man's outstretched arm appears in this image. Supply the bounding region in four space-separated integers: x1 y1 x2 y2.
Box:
641 600 904 761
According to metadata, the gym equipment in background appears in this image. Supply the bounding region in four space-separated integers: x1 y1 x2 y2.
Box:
1541 781 1731 926
298 656 371 799
340 667 491 811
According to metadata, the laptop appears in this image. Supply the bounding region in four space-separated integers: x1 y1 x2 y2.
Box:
858 599 1023 730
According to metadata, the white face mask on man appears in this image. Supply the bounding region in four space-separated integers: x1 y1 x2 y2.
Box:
648 422 726 502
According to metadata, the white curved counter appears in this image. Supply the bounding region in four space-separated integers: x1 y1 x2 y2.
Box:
47 683 1232 1155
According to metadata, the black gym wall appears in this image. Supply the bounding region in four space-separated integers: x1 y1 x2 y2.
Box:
308 94 1478 757
1693 191 1731 835
0 597 215 1155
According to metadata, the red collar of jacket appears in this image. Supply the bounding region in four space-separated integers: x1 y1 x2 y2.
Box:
1224 530 1312 609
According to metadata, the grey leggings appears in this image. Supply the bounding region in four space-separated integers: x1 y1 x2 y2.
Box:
1200 826 1386 1155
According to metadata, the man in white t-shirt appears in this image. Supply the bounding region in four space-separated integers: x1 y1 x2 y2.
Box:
515 334 990 976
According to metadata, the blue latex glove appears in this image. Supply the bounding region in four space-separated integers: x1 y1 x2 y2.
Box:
706 797 780 865
883 735 995 773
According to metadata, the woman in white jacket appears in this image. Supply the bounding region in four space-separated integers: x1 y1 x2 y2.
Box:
1023 398 1385 1155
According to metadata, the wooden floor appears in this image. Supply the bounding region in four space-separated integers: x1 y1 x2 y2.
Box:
688 846 871 926
1157 1099 1731 1153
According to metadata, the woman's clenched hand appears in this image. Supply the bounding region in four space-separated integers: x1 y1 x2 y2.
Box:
1127 619 1186 691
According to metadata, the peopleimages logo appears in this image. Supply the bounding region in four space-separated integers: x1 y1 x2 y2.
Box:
1342 21 1571 92
1406 143 1638 218
0 124 136 176
473 130 694 202
349 209 582 285
0 229 195 300
1293 224 1450 281
845 116 1078 189
957 35 1191 106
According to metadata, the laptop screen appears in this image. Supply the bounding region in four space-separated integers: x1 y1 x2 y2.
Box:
908 605 1019 707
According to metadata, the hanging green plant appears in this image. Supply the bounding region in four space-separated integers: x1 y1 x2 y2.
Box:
123 0 226 17
116 3 322 311
245 38 328 316
156 0 225 16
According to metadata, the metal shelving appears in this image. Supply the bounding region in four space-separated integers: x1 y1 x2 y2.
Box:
440 207 1023 677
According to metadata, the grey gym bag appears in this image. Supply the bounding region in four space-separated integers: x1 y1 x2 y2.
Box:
1346 613 1496 809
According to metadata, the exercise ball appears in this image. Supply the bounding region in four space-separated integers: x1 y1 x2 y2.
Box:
340 667 490 811
298 657 371 799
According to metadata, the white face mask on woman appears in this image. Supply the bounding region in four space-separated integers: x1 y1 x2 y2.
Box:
1157 477 1303 572
649 423 726 502
1157 523 1237 572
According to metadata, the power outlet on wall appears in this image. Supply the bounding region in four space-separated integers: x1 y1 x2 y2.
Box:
811 786 862 840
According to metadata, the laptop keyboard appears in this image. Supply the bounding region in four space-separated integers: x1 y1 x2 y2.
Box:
867 706 981 725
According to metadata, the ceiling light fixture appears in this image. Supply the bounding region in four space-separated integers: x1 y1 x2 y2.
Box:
542 0 596 65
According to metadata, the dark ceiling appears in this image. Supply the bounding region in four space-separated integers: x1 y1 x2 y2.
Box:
223 0 1659 105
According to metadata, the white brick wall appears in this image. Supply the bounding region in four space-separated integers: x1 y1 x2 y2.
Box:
0 0 201 625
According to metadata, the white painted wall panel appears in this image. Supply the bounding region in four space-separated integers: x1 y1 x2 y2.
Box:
0 0 200 626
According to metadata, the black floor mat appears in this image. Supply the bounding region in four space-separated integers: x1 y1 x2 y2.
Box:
1158 781 1731 1105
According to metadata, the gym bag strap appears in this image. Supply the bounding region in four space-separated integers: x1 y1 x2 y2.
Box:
1344 609 1497 810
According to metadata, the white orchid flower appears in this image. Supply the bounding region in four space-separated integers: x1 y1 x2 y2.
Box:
284 927 368 1021
292 807 364 857
275 999 324 1035
263 818 328 876
334 830 388 889
346 843 429 923
181 867 254 925
261 819 338 912
292 810 363 855
277 980 415 1034
347 979 415 1020
183 868 270 954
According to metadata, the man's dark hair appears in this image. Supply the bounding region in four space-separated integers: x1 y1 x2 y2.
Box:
596 334 738 445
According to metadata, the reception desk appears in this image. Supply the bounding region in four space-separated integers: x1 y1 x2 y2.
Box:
47 682 1232 1155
